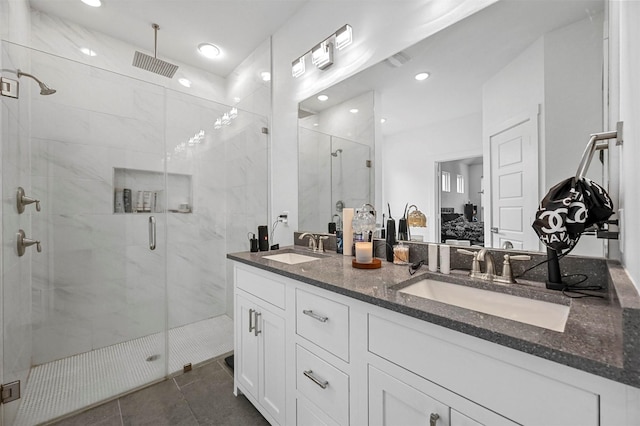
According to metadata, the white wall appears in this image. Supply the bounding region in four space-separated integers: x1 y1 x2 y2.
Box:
270 0 497 246
441 161 471 214
613 0 640 289
384 112 482 243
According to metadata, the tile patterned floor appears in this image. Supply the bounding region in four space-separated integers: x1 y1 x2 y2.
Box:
49 353 269 426
16 316 234 425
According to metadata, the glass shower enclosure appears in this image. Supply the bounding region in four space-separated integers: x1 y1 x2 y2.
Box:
1 42 268 425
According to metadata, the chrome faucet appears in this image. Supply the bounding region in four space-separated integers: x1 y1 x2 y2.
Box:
298 232 318 251
458 248 531 284
476 248 496 280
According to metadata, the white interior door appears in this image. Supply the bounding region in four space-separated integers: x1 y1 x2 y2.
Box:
489 116 539 250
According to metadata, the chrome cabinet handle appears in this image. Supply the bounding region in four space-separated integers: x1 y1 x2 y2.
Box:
249 308 256 333
303 370 328 389
303 309 328 323
17 229 42 257
148 216 156 250
17 187 41 213
254 312 262 336
430 413 440 426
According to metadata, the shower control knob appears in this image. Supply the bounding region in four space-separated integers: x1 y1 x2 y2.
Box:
17 187 41 213
17 229 42 257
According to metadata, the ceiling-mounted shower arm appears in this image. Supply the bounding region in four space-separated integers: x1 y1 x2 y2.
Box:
575 121 623 181
152 23 160 59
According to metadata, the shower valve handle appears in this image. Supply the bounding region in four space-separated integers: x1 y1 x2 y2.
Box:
17 187 41 213
17 229 42 257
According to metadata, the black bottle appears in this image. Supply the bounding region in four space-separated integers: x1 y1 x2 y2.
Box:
385 218 396 262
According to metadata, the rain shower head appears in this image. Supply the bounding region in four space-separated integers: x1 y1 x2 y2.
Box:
132 23 178 78
331 149 343 157
16 70 56 95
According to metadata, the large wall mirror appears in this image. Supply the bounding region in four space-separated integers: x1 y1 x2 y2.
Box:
298 0 608 256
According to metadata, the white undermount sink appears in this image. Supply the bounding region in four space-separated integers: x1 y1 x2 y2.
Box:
262 252 322 265
398 279 570 332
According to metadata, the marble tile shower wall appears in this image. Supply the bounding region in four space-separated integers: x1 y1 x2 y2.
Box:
1 41 33 424
28 51 168 365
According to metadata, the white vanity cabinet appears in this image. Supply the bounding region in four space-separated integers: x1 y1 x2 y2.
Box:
234 266 287 425
232 262 639 426
369 365 517 426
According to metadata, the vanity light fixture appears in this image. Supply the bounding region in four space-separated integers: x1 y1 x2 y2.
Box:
292 57 306 78
317 94 329 101
415 72 430 81
335 25 353 50
178 78 192 88
198 43 221 59
292 24 353 78
350 108 359 114
80 47 97 57
311 41 334 70
214 118 222 129
229 107 238 119
81 0 101 7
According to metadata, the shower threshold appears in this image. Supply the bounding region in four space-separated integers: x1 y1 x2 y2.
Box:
13 315 233 426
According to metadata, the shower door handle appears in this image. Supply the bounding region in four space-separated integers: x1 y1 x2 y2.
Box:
149 216 156 250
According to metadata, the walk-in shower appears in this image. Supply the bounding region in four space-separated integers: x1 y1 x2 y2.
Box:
1 42 268 425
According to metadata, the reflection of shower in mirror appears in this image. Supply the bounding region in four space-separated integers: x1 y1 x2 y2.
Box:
331 148 343 157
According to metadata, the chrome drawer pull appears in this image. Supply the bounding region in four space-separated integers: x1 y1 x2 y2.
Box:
303 370 328 389
430 413 440 426
249 308 256 333
303 309 328 323
254 312 262 336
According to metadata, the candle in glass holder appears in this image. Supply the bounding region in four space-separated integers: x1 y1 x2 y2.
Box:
355 241 373 263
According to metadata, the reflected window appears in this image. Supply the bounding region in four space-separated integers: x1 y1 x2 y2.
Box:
442 171 451 192
457 174 464 194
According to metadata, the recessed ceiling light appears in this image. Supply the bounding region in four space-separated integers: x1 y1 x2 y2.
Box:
313 123 319 127
317 94 329 102
380 118 387 124
350 108 359 114
178 78 192 88
415 72 430 81
260 71 271 82
81 0 101 7
80 47 97 56
198 43 221 59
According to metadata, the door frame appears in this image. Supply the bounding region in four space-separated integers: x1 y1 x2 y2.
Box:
483 105 541 250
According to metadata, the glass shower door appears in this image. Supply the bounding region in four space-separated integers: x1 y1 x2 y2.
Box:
2 43 168 425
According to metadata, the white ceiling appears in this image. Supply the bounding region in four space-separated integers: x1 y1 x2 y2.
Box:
28 0 309 77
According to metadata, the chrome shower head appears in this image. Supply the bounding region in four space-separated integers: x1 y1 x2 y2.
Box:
17 70 56 95
331 149 343 157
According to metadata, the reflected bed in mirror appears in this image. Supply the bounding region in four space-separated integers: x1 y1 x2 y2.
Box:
297 0 607 256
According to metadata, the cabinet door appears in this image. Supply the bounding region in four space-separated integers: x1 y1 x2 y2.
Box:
369 366 449 426
236 293 260 401
259 307 286 425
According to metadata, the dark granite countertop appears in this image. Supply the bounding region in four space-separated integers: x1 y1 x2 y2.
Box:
227 247 640 388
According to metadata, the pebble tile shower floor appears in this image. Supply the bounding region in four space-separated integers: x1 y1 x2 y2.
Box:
14 316 234 425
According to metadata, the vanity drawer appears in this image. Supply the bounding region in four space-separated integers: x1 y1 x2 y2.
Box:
296 288 349 361
235 266 286 309
296 345 349 426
